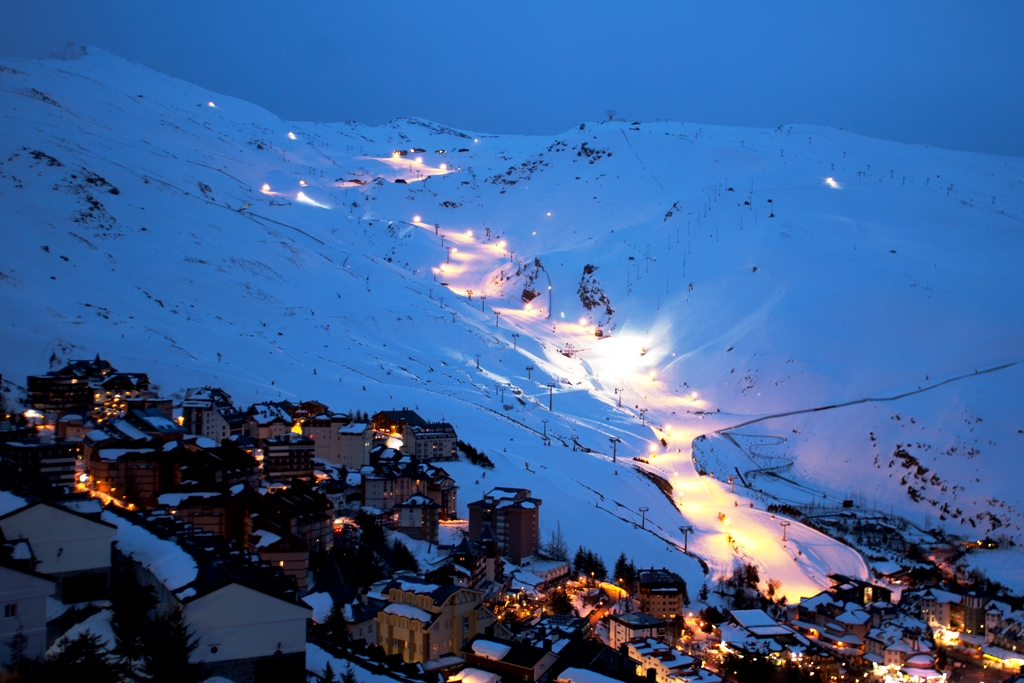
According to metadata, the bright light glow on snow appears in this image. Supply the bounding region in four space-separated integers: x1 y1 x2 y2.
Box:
261 183 271 193
207 101 215 107
825 177 840 189
413 215 421 223
295 192 330 209
287 131 297 140
299 180 307 186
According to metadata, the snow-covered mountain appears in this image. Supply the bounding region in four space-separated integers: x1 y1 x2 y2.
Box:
2 46 1022 599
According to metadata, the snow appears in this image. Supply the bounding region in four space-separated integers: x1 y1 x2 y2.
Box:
110 419 148 441
9 540 33 560
102 511 198 591
383 603 433 622
557 668 625 683
59 499 103 516
449 668 501 683
252 529 281 548
0 490 28 516
305 644 394 683
96 447 155 461
470 639 512 661
302 591 334 623
48 609 115 654
1 47 1022 599
157 492 218 506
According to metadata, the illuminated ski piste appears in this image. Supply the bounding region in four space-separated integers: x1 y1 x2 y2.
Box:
2 47 1022 600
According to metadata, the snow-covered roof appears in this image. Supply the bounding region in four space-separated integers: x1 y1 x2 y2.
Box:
157 492 218 507
59 499 103 516
252 530 282 548
924 588 962 604
448 668 501 683
110 419 148 441
470 639 512 661
383 603 433 623
96 447 155 461
0 490 29 517
102 510 197 592
338 421 369 434
302 591 333 623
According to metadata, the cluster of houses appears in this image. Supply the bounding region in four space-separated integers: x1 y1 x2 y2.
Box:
4 356 1023 683
2 356 603 683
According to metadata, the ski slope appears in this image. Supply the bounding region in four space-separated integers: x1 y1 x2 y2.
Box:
1 47 1022 599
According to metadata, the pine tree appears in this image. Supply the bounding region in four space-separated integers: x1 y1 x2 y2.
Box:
111 563 157 662
140 606 207 683
324 602 351 644
391 539 419 573
45 631 123 683
548 587 574 615
322 661 337 682
613 553 630 584
573 546 588 575
342 664 358 683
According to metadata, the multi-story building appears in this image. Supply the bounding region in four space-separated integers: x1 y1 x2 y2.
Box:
262 434 314 481
374 577 497 664
636 568 688 619
245 403 293 446
94 372 151 416
303 415 371 468
608 612 666 649
0 436 82 489
410 422 458 462
396 494 440 544
26 373 93 416
467 487 541 564
371 410 458 462
181 387 247 442
255 482 333 556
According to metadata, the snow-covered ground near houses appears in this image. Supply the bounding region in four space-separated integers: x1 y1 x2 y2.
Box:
1 47 1022 600
306 643 395 683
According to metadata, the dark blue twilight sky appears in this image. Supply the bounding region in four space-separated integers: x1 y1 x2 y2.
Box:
3 1 1023 157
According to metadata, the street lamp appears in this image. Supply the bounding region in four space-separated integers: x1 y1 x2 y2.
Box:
779 520 791 542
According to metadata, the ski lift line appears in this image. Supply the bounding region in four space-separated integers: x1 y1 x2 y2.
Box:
716 359 1020 434
244 211 325 245
618 129 664 189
